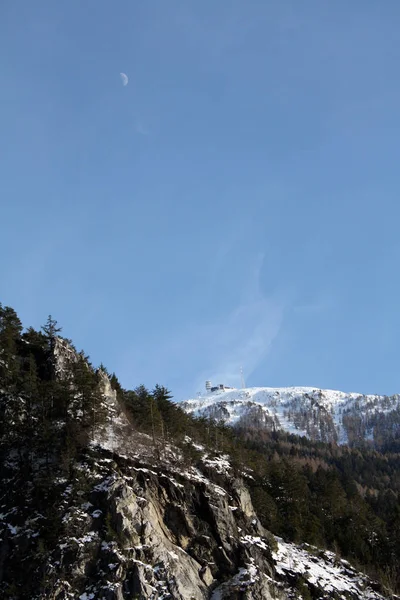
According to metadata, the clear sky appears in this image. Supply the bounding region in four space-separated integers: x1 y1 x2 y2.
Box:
2 1 400 400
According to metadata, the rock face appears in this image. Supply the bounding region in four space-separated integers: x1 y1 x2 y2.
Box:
33 446 278 600
12 442 384 600
54 337 78 378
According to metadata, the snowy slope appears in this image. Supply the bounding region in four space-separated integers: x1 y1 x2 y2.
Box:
181 386 400 445
272 537 389 599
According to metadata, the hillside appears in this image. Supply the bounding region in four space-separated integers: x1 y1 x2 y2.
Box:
182 386 400 448
0 303 399 598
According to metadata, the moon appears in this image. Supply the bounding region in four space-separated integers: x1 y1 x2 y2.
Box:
120 72 128 87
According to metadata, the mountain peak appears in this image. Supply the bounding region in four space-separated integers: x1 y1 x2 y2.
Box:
182 385 400 446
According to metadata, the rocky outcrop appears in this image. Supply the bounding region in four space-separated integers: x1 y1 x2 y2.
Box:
54 337 78 378
0 343 392 599
42 448 278 600
1 432 391 599
29 439 387 600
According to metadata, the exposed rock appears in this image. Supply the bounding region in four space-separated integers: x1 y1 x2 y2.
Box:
19 446 279 600
0 341 392 599
54 337 78 378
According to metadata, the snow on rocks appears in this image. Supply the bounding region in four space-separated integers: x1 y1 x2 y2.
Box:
79 592 95 600
240 534 269 551
210 558 265 599
202 454 231 475
272 537 387 599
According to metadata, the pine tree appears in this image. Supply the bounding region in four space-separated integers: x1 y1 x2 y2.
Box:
41 315 62 345
71 352 103 439
123 385 154 432
0 304 23 390
41 315 62 380
152 385 175 441
17 353 39 472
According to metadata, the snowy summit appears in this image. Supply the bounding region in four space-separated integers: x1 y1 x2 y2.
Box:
182 385 400 446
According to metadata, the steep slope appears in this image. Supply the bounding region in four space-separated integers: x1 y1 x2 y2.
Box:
182 386 400 446
0 317 396 599
1 355 391 600
28 445 277 599
1 404 389 600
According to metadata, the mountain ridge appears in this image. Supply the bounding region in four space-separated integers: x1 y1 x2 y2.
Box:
182 385 400 446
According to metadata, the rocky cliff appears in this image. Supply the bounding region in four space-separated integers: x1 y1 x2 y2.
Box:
43 445 279 600
2 410 390 598
0 339 393 599
3 438 386 600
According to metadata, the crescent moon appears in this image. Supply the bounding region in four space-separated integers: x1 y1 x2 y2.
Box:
120 73 128 87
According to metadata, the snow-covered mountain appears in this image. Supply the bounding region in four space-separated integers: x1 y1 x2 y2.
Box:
182 386 400 446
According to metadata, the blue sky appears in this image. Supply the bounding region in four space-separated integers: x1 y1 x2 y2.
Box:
2 1 400 400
